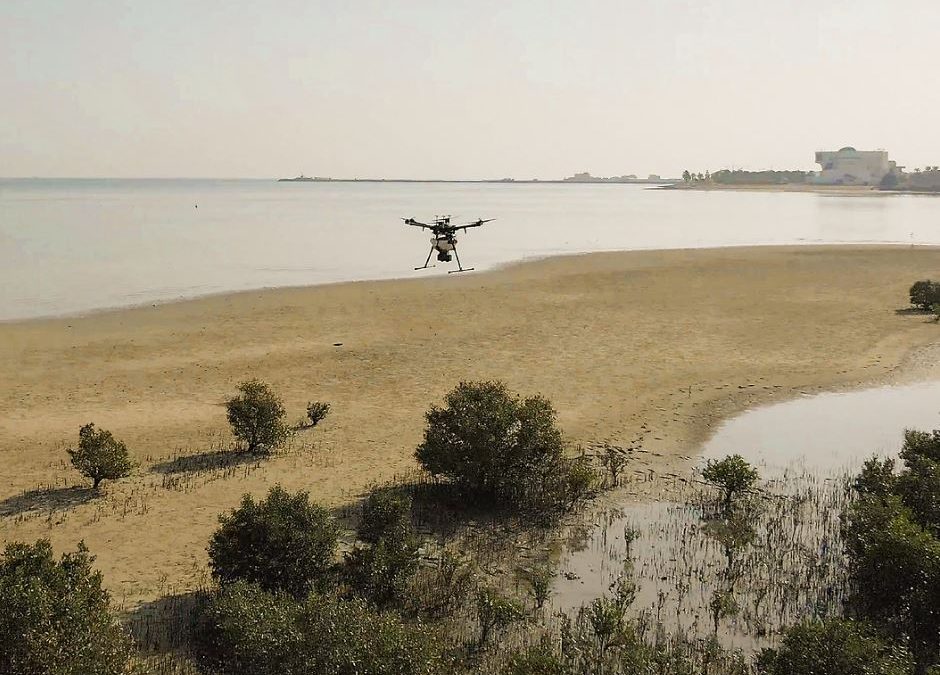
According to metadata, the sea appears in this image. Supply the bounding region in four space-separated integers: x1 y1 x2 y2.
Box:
1 178 938 321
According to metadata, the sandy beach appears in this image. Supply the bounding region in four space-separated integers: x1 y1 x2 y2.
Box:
2 244 940 609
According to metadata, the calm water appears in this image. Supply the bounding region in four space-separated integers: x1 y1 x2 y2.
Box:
699 381 940 474
553 381 940 647
2 178 939 320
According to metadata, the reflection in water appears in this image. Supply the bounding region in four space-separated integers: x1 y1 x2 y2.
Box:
553 381 940 650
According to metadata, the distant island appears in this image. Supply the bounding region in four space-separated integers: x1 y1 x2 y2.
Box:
277 174 332 182
276 172 678 185
561 171 665 183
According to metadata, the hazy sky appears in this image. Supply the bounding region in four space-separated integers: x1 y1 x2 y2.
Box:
2 0 939 179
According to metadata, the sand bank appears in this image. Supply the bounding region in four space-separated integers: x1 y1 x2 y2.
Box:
2 245 939 607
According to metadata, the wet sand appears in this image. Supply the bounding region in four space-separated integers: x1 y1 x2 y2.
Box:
2 245 939 608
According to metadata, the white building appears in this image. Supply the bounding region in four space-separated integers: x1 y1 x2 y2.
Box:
812 147 897 185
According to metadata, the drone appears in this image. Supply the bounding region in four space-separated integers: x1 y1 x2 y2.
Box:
403 215 494 273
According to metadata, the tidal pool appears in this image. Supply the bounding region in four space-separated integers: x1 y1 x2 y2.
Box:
699 381 940 475
552 381 940 648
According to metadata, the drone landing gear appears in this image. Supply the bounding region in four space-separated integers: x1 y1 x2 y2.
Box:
448 247 474 274
415 246 473 273
414 247 435 271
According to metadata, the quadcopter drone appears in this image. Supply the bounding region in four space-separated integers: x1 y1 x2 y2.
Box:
402 215 494 273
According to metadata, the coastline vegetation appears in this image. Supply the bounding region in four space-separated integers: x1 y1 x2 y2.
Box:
3 375 940 674
225 379 291 454
909 280 940 312
681 169 809 185
67 422 136 490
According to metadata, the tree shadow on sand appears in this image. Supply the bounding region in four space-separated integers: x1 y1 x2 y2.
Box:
125 590 209 654
895 307 936 318
363 479 534 542
0 485 97 518
149 449 261 476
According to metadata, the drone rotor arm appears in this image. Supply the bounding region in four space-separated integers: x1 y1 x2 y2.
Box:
456 218 495 231
402 217 431 229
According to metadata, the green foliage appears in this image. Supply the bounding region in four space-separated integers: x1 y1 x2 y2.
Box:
415 381 595 518
550 563 742 675
854 457 898 498
711 169 808 185
520 565 554 610
564 457 598 503
348 489 420 605
208 485 338 599
0 539 133 675
358 490 413 544
195 580 300 675
908 280 940 312
67 422 134 489
844 496 940 652
196 581 446 675
895 457 940 536
702 454 759 507
587 569 637 656
599 444 629 486
225 379 290 454
756 619 914 675
346 534 420 606
475 587 526 650
901 428 940 463
411 549 475 618
504 641 569 675
305 400 331 427
846 432 940 671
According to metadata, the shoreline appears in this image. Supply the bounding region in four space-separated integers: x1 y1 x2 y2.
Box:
3 242 934 325
3 244 940 608
661 183 940 196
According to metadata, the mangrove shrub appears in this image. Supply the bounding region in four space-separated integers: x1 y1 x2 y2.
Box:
756 619 913 675
415 380 594 516
208 485 338 598
702 454 759 507
226 379 290 454
305 401 331 427
908 280 940 312
844 428 940 671
67 422 134 490
347 490 420 606
197 580 446 675
0 540 132 675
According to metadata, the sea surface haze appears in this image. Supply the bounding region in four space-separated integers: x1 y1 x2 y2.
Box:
2 178 938 320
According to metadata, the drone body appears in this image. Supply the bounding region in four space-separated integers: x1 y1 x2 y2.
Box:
402 215 494 273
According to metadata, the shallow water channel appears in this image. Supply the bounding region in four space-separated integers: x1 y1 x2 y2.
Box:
551 381 940 649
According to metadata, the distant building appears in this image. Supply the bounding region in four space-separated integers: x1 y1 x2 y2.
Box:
564 172 595 182
647 174 661 181
812 147 897 185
